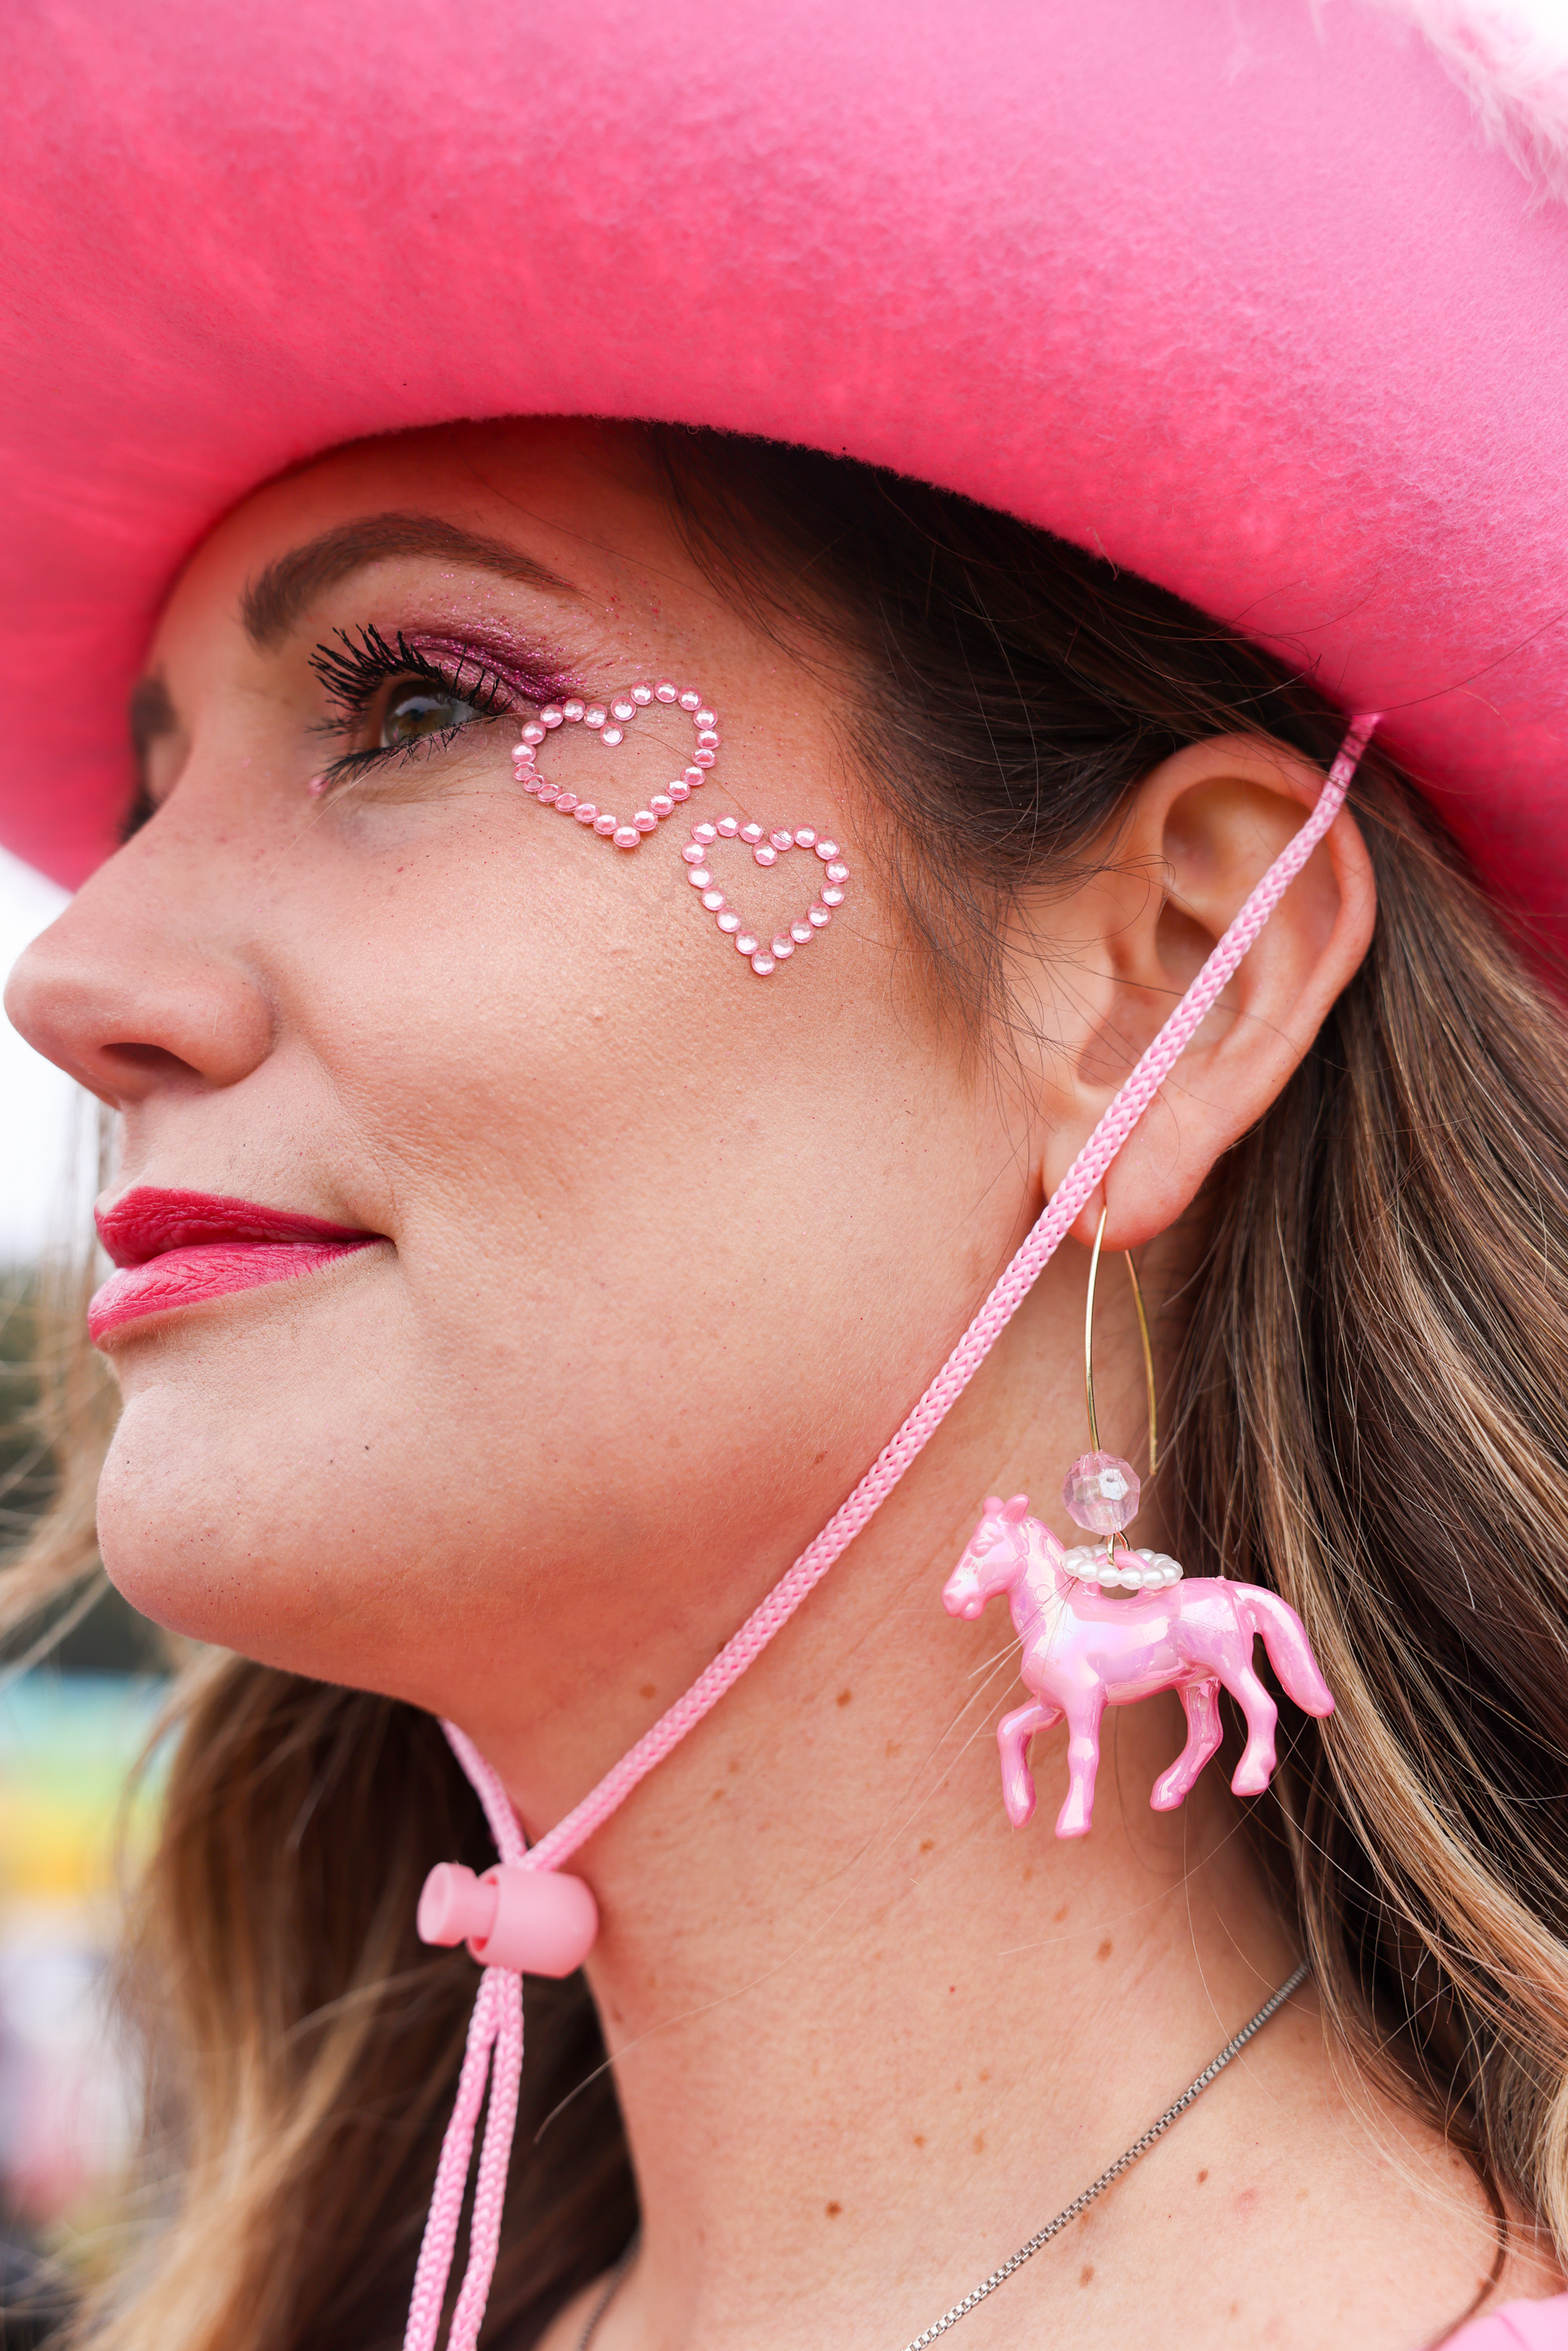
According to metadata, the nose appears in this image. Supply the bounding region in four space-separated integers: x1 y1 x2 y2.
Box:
5 835 273 1109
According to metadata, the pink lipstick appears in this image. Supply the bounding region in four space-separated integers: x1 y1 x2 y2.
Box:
89 1188 380 1344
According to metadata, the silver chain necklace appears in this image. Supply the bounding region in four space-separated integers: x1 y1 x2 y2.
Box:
577 1961 1308 2350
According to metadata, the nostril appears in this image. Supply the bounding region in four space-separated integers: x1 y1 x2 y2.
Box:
105 1041 197 1076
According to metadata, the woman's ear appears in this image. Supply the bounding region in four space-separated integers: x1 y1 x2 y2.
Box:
1019 734 1378 1249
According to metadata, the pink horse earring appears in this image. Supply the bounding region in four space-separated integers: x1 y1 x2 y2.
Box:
942 1208 1334 1837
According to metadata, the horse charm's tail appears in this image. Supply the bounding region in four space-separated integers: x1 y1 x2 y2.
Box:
1237 1586 1335 1719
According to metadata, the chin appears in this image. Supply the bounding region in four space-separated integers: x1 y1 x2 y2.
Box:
92 1375 396 1677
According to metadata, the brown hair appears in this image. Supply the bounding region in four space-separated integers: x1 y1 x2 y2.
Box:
8 429 1568 2346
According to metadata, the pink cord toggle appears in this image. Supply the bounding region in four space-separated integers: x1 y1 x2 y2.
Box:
417 1861 496 1948
405 717 1378 2351
417 1861 599 1976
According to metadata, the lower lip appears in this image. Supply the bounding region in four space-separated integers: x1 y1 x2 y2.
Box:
89 1239 377 1344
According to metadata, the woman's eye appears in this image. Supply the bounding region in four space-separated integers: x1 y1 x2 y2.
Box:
380 685 480 747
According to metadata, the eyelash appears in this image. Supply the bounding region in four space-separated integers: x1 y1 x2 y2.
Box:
308 625 523 792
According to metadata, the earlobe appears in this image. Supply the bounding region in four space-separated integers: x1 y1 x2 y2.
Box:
1034 735 1378 1250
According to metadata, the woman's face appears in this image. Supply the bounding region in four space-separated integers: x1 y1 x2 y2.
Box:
9 421 1046 1797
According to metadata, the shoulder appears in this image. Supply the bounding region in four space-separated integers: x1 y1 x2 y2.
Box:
1443 2295 1568 2349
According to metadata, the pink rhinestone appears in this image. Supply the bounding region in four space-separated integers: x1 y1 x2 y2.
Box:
593 813 618 837
820 885 846 907
815 839 838 860
693 822 718 842
573 803 598 824
584 705 607 729
678 689 701 711
716 911 741 934
696 729 720 751
600 726 625 747
735 932 759 955
693 749 716 768
563 698 585 722
790 920 813 944
541 707 565 728
696 708 717 730
701 888 725 911
650 794 674 817
633 811 657 833
610 698 636 722
770 830 794 850
521 721 546 745
686 866 712 888
754 845 777 866
825 861 849 883
669 780 691 801
1062 1452 1142 1535
751 954 777 976
794 828 817 848
717 817 740 837
771 933 795 958
512 741 534 763
613 826 641 849
682 842 708 864
740 822 763 843
555 792 579 813
683 766 705 787
534 785 559 805
655 681 678 703
631 683 654 705
808 905 832 928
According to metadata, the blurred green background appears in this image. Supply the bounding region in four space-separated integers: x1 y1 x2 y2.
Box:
0 1271 165 2342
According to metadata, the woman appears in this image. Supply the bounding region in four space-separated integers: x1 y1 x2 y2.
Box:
2 5 1566 2349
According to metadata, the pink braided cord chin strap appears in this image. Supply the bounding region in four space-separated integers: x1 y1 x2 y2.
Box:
404 715 1378 2350
404 1726 526 2351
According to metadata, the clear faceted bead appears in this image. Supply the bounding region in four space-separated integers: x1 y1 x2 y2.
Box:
1062 1451 1141 1534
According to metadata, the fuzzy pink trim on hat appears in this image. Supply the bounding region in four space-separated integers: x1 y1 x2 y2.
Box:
0 0 1563 941
1378 0 1568 201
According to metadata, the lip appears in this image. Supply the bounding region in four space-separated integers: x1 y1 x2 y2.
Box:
89 1187 381 1344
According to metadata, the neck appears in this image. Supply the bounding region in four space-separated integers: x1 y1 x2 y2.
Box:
501 1256 1300 2348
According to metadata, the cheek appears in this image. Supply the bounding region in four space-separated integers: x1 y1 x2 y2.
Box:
313 810 923 1486
96 802 998 1711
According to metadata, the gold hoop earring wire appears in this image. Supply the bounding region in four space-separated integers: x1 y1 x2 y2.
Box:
1084 1205 1158 1558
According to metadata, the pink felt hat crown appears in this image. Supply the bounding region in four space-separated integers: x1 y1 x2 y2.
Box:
1 0 1564 938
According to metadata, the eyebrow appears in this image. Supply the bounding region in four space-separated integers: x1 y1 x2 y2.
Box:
239 511 573 648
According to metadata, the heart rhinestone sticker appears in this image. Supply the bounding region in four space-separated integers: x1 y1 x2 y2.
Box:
510 679 717 846
682 820 849 977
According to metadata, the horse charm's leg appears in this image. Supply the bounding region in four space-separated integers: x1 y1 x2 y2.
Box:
1151 1677 1223 1812
997 1698 1061 1828
1055 1687 1108 1839
1215 1658 1280 1796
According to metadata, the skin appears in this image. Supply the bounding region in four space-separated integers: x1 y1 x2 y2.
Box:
6 418 1558 2348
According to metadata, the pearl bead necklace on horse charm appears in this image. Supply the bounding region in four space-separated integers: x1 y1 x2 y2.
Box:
943 1208 1335 1839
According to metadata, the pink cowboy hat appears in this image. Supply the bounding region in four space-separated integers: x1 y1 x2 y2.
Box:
1 0 1565 933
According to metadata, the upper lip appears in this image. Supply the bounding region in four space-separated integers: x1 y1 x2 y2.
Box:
96 1186 381 1269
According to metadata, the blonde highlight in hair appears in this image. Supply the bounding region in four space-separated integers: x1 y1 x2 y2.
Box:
5 434 1566 2346
1175 795 1568 2254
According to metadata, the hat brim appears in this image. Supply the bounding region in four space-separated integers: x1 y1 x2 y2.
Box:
2 0 1564 944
